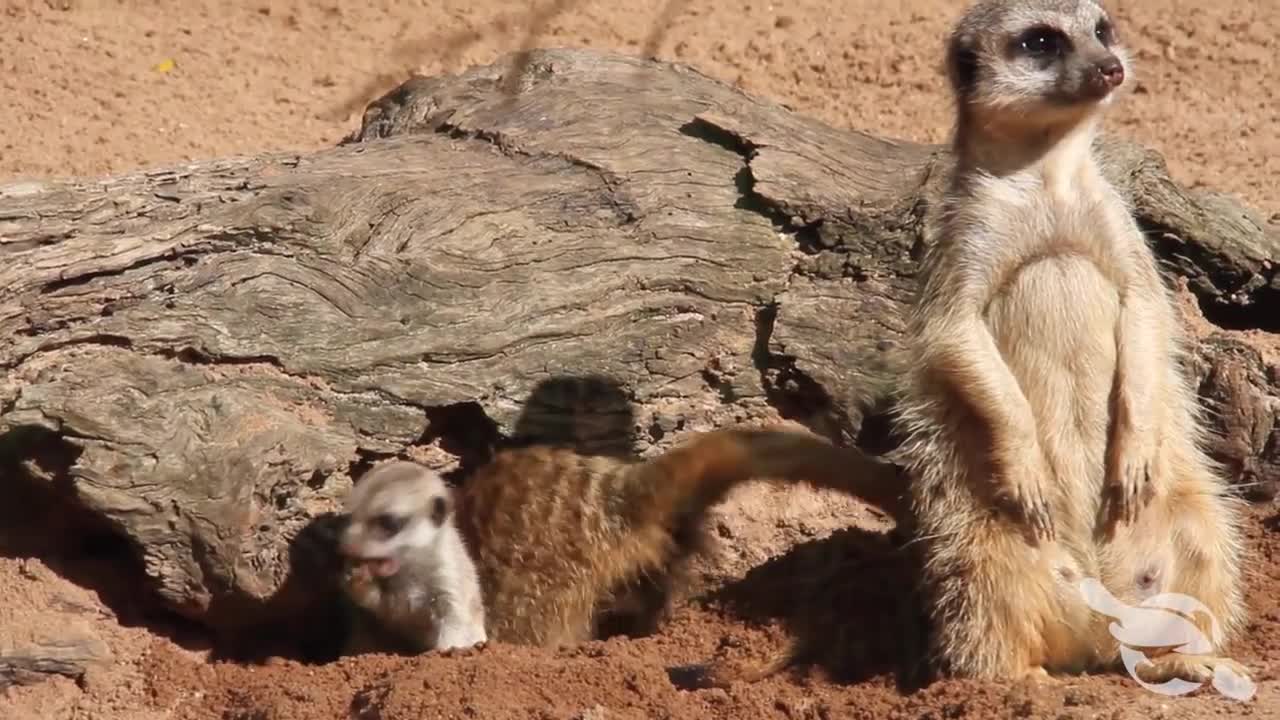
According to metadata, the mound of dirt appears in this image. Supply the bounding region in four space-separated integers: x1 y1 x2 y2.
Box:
4 497 1277 720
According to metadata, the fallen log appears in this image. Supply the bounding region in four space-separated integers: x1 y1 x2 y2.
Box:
0 48 1275 639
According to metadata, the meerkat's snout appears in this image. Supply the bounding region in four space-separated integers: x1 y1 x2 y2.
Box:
339 511 410 577
1096 57 1124 87
1080 53 1125 99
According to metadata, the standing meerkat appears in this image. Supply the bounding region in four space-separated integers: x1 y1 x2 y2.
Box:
342 424 907 652
892 0 1248 684
338 461 487 654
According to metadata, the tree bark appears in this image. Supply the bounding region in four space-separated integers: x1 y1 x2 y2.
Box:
0 48 1275 636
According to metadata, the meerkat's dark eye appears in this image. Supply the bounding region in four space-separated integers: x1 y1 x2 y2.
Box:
429 496 450 526
1094 18 1115 45
373 512 407 535
1016 26 1069 57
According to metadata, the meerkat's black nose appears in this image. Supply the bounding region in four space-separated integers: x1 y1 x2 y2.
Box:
1098 57 1125 87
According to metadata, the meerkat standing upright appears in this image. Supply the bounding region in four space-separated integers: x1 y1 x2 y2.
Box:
893 0 1248 684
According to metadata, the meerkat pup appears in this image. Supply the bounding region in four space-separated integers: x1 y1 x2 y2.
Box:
338 461 487 654
892 0 1247 683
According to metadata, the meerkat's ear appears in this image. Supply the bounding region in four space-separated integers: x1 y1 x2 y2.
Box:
945 31 980 98
429 492 453 527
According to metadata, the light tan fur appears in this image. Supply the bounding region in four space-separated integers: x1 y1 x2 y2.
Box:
456 425 908 648
892 0 1247 683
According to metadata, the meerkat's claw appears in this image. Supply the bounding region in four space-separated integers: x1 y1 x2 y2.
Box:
1107 434 1157 527
998 466 1056 543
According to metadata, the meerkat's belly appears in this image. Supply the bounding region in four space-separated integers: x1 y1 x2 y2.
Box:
986 253 1119 500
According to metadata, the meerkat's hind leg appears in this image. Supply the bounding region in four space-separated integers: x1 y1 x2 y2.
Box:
924 521 1087 680
1152 468 1246 645
1095 452 1250 688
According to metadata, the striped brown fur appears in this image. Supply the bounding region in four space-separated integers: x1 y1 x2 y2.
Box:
454 426 907 647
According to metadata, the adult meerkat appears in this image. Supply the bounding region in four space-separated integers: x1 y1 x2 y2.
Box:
892 0 1248 684
338 461 487 654
343 424 907 652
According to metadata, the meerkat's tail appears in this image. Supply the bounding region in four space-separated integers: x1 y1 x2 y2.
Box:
621 427 909 531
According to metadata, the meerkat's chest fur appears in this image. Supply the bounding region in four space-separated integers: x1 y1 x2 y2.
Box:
965 160 1130 286
931 141 1150 465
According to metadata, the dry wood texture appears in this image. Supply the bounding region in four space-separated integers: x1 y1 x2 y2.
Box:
0 48 1275 639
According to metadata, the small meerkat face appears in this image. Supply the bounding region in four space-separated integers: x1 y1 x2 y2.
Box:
339 461 454 578
947 0 1131 128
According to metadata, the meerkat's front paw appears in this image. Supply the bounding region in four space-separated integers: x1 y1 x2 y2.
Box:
995 449 1056 543
341 562 381 608
435 618 488 652
1106 428 1157 527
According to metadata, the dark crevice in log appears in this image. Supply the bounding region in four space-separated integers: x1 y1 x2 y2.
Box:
421 402 504 481
346 451 388 489
1149 225 1280 333
678 117 822 250
0 427 212 654
853 399 903 459
39 251 199 296
432 120 643 228
164 346 289 372
1199 295 1280 334
11 333 134 358
750 303 848 444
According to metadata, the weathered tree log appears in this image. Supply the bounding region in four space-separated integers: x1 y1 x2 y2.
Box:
0 48 1275 637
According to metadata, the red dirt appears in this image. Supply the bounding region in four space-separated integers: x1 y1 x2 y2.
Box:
1 1 1277 719
3 497 1277 720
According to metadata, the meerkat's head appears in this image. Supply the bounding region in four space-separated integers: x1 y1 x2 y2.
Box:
339 461 454 578
946 0 1131 134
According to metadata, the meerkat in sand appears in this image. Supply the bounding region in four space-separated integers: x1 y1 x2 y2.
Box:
338 461 487 654
888 0 1248 685
342 424 907 652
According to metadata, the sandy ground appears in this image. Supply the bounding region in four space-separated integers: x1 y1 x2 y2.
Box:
1 1 1276 215
1 1 1278 719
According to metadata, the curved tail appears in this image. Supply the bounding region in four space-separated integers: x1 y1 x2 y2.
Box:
620 426 909 531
